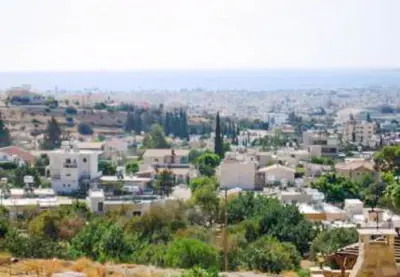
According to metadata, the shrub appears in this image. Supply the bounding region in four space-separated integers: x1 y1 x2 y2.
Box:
78 123 94 135
165 238 219 269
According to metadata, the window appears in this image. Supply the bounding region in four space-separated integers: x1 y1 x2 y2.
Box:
67 184 70 187
66 173 71 177
65 159 71 164
133 211 141 216
63 184 66 187
83 158 87 163
98 202 104 212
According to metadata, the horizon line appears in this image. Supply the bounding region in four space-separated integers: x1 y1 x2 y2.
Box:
0 67 399 73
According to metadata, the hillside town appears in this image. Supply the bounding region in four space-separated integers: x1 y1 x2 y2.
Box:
0 85 399 277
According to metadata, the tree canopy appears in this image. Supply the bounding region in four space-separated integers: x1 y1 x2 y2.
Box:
0 113 11 147
143 124 170 149
196 152 221 177
310 228 358 258
41 117 62 150
311 173 361 204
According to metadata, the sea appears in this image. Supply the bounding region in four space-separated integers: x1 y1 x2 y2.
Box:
0 69 400 91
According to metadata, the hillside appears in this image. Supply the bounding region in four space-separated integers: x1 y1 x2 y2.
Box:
0 256 279 277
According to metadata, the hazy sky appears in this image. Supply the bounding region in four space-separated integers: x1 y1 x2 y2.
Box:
0 0 399 71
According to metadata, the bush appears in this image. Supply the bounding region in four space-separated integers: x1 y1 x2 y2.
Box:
240 236 301 273
165 239 219 269
0 162 18 170
65 106 78 115
78 123 94 135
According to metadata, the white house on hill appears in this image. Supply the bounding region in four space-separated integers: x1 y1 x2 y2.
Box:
47 141 102 193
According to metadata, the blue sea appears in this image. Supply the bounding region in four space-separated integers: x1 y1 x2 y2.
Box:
0 69 400 91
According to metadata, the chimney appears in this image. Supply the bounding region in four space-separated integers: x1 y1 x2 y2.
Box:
349 229 398 277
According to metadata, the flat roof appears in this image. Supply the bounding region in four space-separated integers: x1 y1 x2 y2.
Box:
357 229 397 236
100 176 152 182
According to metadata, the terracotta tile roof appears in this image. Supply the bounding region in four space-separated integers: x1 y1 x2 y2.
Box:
0 146 36 164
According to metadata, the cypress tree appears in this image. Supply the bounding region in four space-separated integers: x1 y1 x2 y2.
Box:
42 117 62 150
214 112 223 158
0 113 11 147
133 110 142 134
124 112 135 132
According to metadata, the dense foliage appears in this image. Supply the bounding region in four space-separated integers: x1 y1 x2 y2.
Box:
311 173 361 204
310 228 358 258
0 114 11 147
78 123 94 135
41 117 62 150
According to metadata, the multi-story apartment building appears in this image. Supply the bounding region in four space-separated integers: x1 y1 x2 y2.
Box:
217 152 258 190
47 141 103 193
303 131 338 157
343 120 377 146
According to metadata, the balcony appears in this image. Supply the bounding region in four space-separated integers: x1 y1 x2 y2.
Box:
64 163 78 168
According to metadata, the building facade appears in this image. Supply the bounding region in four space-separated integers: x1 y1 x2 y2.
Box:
303 131 338 157
47 141 102 193
343 120 377 146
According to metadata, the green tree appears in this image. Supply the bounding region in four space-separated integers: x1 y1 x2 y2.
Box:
65 106 78 115
154 169 175 196
189 149 203 164
0 113 11 147
143 124 170 148
98 160 117 175
196 152 221 177
374 145 400 174
181 267 219 277
214 112 223 158
125 161 139 174
190 176 219 192
192 183 220 225
165 238 219 269
41 117 62 150
5 229 66 259
310 228 358 258
311 173 361 204
28 211 58 240
77 123 94 135
14 165 41 187
240 236 301 273
125 111 135 132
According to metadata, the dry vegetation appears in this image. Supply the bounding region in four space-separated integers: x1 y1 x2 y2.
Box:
0 256 182 277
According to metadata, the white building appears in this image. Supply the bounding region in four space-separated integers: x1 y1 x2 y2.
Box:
303 130 338 157
258 164 295 184
48 141 103 193
217 152 257 190
141 149 190 167
342 120 377 147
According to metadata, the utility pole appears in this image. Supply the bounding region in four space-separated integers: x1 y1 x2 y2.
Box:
223 186 229 272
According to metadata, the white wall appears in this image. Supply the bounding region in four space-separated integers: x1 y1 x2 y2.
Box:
219 162 256 190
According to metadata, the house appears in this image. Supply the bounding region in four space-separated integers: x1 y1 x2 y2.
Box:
77 142 105 151
302 130 338 157
298 202 346 222
97 175 152 196
0 146 36 166
86 189 172 217
1 197 73 219
7 86 46 106
335 160 376 182
217 152 257 190
47 141 103 193
257 164 295 184
142 149 190 166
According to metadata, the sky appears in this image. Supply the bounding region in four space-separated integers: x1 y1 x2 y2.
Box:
0 0 399 71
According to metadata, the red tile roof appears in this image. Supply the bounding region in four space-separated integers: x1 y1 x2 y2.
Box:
0 146 36 164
